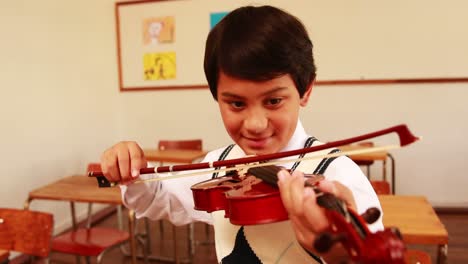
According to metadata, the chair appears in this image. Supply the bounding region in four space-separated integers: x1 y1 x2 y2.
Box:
345 141 392 195
352 141 375 177
50 163 130 264
370 181 391 195
0 208 54 262
405 249 432 264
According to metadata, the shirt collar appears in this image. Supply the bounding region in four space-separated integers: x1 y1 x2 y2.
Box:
281 120 310 152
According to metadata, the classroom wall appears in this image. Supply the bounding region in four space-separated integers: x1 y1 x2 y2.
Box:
0 0 467 235
0 0 121 231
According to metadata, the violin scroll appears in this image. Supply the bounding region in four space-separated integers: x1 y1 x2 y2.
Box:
313 191 405 263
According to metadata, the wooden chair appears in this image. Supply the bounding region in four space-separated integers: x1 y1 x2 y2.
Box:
352 141 375 177
405 249 432 264
50 163 130 264
0 208 54 262
370 180 391 195
345 141 392 195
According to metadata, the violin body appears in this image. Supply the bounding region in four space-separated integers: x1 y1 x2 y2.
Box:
191 172 289 225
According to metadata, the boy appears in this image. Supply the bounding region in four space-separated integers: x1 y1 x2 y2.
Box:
101 5 382 263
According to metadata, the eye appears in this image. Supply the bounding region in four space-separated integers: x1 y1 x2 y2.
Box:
229 101 245 109
265 98 282 106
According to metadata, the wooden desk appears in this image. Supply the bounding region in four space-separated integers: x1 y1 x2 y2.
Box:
379 195 448 264
143 149 207 163
0 249 9 263
24 175 137 264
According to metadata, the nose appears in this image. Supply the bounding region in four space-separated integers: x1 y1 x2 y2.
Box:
244 108 268 135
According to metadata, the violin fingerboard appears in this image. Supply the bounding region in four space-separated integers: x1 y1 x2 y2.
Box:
316 193 346 216
317 193 367 239
247 165 282 187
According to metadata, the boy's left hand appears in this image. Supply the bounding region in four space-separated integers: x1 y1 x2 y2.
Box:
277 169 356 260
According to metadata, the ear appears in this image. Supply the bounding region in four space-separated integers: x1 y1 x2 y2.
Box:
299 81 314 106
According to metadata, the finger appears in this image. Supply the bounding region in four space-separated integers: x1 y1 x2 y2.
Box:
116 145 131 182
101 149 121 183
288 170 306 215
279 170 316 231
288 188 325 253
127 142 147 178
278 170 304 215
277 169 294 212
318 180 357 211
302 190 330 232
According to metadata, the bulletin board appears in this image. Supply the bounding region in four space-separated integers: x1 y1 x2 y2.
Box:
115 0 468 92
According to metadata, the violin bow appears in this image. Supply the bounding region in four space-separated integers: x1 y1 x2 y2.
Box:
89 124 420 187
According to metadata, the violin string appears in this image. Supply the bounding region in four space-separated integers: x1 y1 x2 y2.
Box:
131 144 400 185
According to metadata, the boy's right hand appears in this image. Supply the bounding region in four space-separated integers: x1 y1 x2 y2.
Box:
100 141 148 184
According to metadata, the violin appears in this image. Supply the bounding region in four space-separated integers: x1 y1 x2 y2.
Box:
89 124 416 262
191 166 324 225
192 164 405 263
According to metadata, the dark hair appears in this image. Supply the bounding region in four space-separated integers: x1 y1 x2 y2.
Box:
204 5 316 100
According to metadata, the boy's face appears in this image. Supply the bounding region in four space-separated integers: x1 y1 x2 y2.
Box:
217 71 311 156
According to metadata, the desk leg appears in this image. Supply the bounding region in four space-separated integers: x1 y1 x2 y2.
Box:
189 223 195 259
23 198 32 210
387 153 396 194
120 218 192 263
173 225 180 264
382 159 387 182
437 244 448 264
128 210 137 264
70 202 77 229
69 202 82 264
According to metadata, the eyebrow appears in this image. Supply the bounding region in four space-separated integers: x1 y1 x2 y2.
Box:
220 86 288 99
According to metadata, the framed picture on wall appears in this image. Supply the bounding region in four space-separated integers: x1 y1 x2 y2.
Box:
115 0 211 92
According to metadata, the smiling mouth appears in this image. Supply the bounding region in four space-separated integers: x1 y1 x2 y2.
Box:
244 137 269 149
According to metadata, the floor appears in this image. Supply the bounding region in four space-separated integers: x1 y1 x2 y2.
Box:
44 210 468 264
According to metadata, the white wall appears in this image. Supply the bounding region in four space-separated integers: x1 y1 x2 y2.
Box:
0 0 121 230
0 0 467 235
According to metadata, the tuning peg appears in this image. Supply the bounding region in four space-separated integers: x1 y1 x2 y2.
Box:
314 232 345 253
360 207 381 224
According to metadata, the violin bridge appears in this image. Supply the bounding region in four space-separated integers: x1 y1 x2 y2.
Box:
236 160 261 177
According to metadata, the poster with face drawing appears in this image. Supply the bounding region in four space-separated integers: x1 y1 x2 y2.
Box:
142 16 175 45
